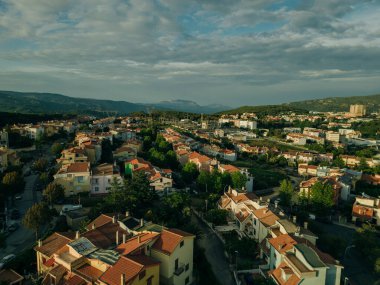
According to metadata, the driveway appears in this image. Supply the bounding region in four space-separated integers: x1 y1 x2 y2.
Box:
192 213 235 285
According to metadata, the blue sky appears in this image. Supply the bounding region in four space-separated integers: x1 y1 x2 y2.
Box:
0 0 380 106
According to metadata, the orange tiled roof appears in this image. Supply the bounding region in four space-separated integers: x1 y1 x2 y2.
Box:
100 256 144 285
352 205 374 219
76 264 103 281
116 232 160 256
270 261 301 285
35 232 73 257
66 162 90 173
269 234 297 254
152 229 194 255
86 214 114 231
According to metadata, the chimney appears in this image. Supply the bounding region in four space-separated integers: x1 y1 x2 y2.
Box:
138 235 141 244
259 197 263 201
121 273 126 285
140 218 144 227
292 216 297 224
304 222 308 230
38 239 42 247
274 200 278 208
123 233 127 244
92 223 96 230
228 186 232 194
125 211 130 217
116 230 119 245
75 231 80 239
112 216 116 223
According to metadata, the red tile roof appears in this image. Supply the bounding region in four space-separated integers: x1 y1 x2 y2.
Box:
35 232 73 257
116 232 159 256
152 229 194 255
100 256 144 285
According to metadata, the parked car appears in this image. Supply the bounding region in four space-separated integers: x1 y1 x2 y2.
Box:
7 223 19 232
0 254 16 269
15 195 22 200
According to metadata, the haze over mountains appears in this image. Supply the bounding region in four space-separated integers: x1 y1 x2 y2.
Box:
1 90 380 116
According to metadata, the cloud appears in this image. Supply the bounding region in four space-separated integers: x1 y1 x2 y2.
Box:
0 0 379 105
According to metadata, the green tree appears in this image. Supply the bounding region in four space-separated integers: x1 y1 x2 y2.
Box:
43 183 65 205
22 203 49 239
205 209 229 225
2 171 24 202
39 172 51 188
332 157 345 168
354 223 380 274
51 142 64 157
358 157 371 173
310 181 334 215
100 139 113 163
197 171 211 192
33 158 48 172
231 171 247 190
159 192 191 227
182 162 199 184
279 179 294 206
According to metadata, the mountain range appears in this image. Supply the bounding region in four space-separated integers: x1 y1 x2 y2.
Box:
1 90 380 116
0 91 229 115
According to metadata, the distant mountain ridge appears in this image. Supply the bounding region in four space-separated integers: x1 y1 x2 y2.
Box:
220 94 380 115
0 91 230 115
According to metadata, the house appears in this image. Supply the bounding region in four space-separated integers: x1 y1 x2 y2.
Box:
0 147 20 172
125 139 143 153
188 152 214 172
54 162 91 196
91 163 123 195
298 164 318 177
57 147 88 166
325 131 340 143
299 177 341 205
0 269 24 285
35 213 195 285
352 196 380 225
362 174 380 186
113 145 137 162
82 142 102 164
0 131 8 147
286 133 307 145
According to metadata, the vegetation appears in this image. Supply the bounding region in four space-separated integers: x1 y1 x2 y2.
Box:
22 202 50 239
43 183 65 205
205 209 229 225
181 162 199 184
100 139 114 163
279 179 295 206
2 171 24 203
355 223 380 275
309 181 335 216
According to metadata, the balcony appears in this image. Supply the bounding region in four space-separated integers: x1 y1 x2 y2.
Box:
174 264 186 276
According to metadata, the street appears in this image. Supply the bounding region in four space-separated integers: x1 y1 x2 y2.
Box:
192 213 235 285
0 174 41 260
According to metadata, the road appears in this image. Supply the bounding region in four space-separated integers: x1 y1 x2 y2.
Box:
313 222 377 285
192 213 235 285
0 174 41 260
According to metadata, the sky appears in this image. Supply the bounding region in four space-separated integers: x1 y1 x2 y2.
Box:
0 0 380 107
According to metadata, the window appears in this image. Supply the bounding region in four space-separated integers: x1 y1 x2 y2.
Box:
253 218 257 225
180 241 184 248
77 176 84 183
146 276 153 285
185 264 189 271
94 187 99 192
175 258 179 270
139 270 146 280
185 276 189 285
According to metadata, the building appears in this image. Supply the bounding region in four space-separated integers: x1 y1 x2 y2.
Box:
350 104 366 117
91 163 123 195
286 133 307 145
0 131 8 147
113 145 137 162
35 213 195 285
0 147 20 173
54 162 91 196
352 195 380 225
0 269 24 285
57 147 89 166
325 131 340 143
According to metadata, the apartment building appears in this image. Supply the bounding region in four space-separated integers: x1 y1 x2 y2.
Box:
54 162 91 196
352 195 380 225
57 147 89 166
91 163 123 195
325 131 340 143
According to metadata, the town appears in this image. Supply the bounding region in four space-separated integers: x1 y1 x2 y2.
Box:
0 103 379 285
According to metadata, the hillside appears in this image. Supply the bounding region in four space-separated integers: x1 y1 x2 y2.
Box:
220 94 380 115
0 91 230 115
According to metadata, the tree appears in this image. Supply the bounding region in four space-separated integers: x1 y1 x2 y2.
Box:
39 172 51 188
205 209 228 226
33 158 48 172
310 181 334 215
354 223 380 274
100 139 113 163
358 157 371 173
332 157 345 168
159 192 191 227
197 171 211 192
279 179 294 206
231 171 247 190
51 142 64 157
182 162 199 184
22 203 49 239
43 183 65 205
2 171 24 202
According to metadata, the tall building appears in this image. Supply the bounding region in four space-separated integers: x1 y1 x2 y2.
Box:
349 104 366 117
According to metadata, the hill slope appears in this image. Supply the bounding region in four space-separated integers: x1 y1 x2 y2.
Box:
220 94 380 114
0 91 231 115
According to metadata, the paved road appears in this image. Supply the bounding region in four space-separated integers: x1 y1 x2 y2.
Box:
192 213 235 285
1 174 40 260
313 222 377 285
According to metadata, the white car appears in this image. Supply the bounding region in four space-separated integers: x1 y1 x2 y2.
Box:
0 254 16 269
